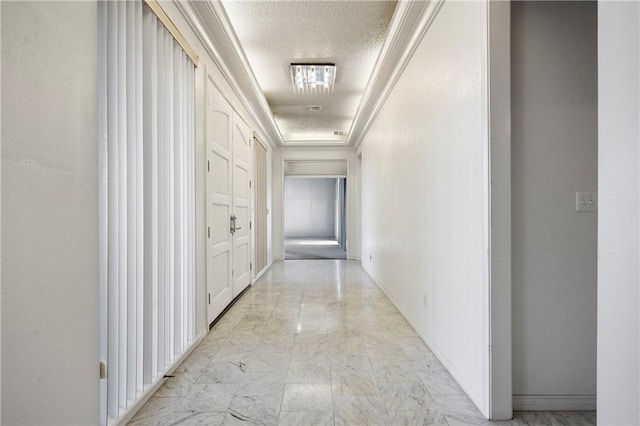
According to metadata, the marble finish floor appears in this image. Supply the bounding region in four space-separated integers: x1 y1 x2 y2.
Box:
130 260 596 426
284 238 347 260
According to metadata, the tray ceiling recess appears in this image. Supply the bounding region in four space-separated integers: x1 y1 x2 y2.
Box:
177 0 446 147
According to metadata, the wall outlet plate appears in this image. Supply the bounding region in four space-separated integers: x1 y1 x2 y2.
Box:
576 192 597 212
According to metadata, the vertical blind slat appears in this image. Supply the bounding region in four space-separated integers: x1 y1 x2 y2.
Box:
135 0 145 396
106 0 120 419
100 2 196 423
125 0 138 406
117 0 129 413
98 0 109 422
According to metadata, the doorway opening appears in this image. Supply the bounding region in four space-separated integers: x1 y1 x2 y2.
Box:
284 176 347 260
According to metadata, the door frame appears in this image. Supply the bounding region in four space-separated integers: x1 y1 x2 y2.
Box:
278 157 351 260
484 0 512 419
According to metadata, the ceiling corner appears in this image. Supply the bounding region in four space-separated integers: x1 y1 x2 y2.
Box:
348 0 446 150
176 0 284 148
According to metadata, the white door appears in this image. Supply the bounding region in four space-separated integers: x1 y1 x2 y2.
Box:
205 75 233 324
232 113 252 297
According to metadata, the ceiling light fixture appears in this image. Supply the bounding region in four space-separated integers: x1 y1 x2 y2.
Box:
291 63 336 94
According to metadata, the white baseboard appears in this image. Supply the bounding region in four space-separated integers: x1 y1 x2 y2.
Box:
513 395 596 411
253 261 272 283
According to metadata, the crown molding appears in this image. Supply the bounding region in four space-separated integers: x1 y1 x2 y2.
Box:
175 0 283 148
177 0 444 151
349 0 446 149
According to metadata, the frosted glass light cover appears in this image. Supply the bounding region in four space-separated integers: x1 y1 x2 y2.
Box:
290 63 336 94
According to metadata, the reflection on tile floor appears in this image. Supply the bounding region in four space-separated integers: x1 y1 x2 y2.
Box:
130 260 596 426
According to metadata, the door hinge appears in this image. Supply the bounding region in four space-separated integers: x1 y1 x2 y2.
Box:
99 361 107 379
249 222 252 230
208 227 211 238
208 293 211 305
250 262 252 271
232 270 234 277
207 160 210 172
249 180 252 188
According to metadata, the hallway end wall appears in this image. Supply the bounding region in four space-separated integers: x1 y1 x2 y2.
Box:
284 177 336 238
359 0 488 413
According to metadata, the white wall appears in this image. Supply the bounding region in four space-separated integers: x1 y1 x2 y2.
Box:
273 147 356 260
284 178 336 238
511 1 597 405
1 2 99 424
359 0 488 411
597 2 640 424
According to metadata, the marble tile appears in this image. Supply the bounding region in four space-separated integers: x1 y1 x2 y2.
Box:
408 352 446 372
378 382 433 411
366 344 408 363
129 397 185 425
211 345 255 363
388 410 449 426
155 372 199 397
197 361 249 384
548 411 597 426
512 411 596 426
361 332 400 347
387 320 419 337
247 351 291 372
132 411 228 426
296 321 329 333
510 412 557 426
162 411 227 425
398 336 431 356
176 354 212 373
419 370 464 395
225 396 280 426
295 331 329 344
328 353 372 371
333 396 391 426
331 371 379 396
371 358 422 383
225 332 262 346
278 411 335 426
444 414 495 425
291 343 329 362
288 360 331 383
178 383 235 412
433 394 485 420
235 371 287 397
328 334 366 354
281 383 333 411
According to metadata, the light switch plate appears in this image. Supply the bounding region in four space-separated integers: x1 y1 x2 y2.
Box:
576 192 597 212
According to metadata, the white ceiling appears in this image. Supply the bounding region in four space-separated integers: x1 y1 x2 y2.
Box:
221 1 397 145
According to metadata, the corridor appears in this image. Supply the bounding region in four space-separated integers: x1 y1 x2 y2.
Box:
130 261 596 426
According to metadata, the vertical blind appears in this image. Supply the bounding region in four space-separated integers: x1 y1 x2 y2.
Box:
98 1 196 423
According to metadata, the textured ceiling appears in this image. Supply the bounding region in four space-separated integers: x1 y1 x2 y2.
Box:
222 0 397 144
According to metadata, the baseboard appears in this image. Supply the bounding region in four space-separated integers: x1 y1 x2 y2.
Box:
112 328 209 426
254 261 271 282
512 395 596 411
